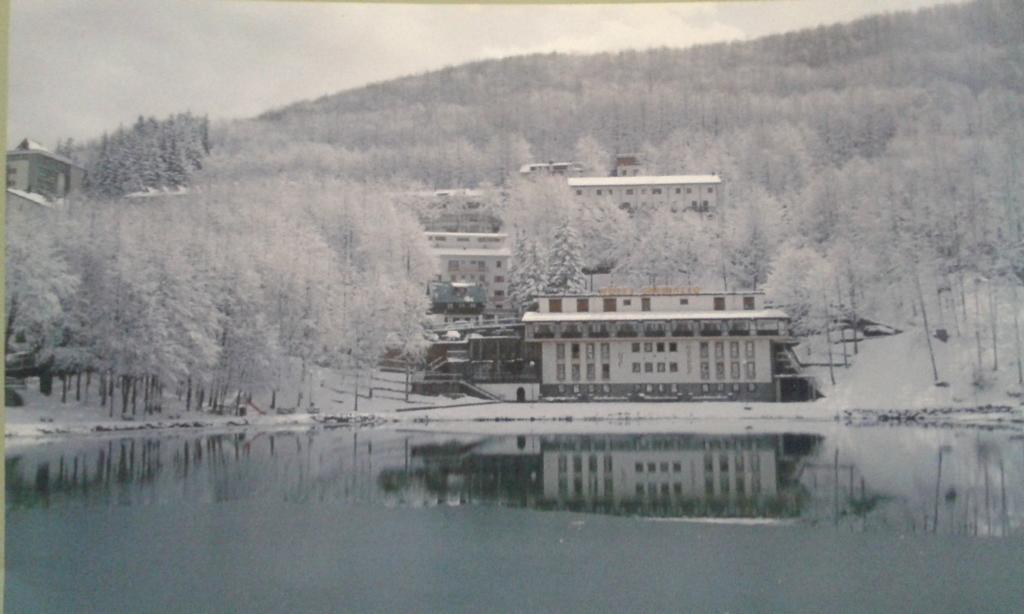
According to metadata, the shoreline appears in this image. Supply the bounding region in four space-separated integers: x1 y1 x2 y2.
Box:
6 400 1022 444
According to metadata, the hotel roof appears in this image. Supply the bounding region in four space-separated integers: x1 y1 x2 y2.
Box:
568 175 721 187
522 309 788 323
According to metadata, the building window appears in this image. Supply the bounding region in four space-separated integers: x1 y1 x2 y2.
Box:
632 342 641 353
550 299 562 313
745 341 755 358
576 189 582 195
644 342 653 352
494 276 505 283
623 299 632 306
587 364 596 381
743 296 755 310
601 364 610 380
557 364 566 381
652 188 662 195
586 343 595 360
494 290 504 297
699 342 709 359
746 362 756 379
731 362 740 379
730 341 740 359
656 342 665 353
572 365 581 381
669 342 677 352
448 261 460 271
556 343 565 360
708 187 714 193
626 188 634 195
686 187 692 194
657 363 666 373
641 297 651 311
702 200 709 209
714 342 724 359
679 298 689 305
645 363 653 373
632 363 641 373
700 363 710 381
603 297 617 312
496 261 502 269
596 189 602 195
572 343 580 360
713 296 726 311
675 188 681 194
669 362 678 373
691 200 698 208
577 298 589 312
600 343 610 359
716 362 725 380
747 382 757 392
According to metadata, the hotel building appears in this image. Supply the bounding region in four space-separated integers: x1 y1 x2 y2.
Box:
426 231 511 313
522 290 796 401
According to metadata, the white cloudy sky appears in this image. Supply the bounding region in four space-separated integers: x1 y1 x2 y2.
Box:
8 0 960 148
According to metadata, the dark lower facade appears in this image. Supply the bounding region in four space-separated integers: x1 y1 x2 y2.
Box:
540 381 779 402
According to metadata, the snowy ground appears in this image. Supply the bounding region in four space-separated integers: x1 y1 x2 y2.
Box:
5 328 1023 441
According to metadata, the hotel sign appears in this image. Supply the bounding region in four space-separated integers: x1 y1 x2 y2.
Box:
599 287 702 296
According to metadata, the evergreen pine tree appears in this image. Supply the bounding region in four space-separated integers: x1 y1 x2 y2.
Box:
545 221 587 294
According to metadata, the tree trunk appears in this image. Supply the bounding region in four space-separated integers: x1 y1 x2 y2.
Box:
76 372 82 402
85 370 91 402
121 376 131 416
197 387 205 413
61 374 68 403
1013 283 1023 385
270 388 276 410
100 372 107 408
186 377 192 412
974 279 984 372
914 267 941 383
131 377 138 415
143 375 151 414
823 294 835 386
988 281 998 371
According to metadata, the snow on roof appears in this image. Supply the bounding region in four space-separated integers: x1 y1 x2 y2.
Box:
534 290 765 298
568 175 722 187
7 188 55 208
431 248 512 257
19 138 48 151
8 138 83 168
522 309 789 323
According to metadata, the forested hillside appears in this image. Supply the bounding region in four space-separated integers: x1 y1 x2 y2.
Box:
8 0 1023 408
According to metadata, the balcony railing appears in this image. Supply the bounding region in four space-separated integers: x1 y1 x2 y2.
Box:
615 325 639 338
533 327 555 339
643 326 667 337
588 327 611 338
561 326 584 338
671 327 695 337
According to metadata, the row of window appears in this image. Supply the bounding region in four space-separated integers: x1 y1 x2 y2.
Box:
556 342 611 361
550 296 754 313
430 236 504 243
575 186 716 196
554 382 759 395
555 340 757 360
447 260 504 271
556 363 611 381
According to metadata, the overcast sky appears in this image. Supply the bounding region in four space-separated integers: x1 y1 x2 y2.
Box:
7 0 961 149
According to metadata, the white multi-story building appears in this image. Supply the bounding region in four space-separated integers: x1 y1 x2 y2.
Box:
426 231 511 312
522 290 795 401
567 174 722 215
519 161 584 177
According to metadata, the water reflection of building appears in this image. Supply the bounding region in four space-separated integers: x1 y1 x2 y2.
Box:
404 433 822 519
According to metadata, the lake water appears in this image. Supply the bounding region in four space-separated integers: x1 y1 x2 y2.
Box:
7 423 1024 612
